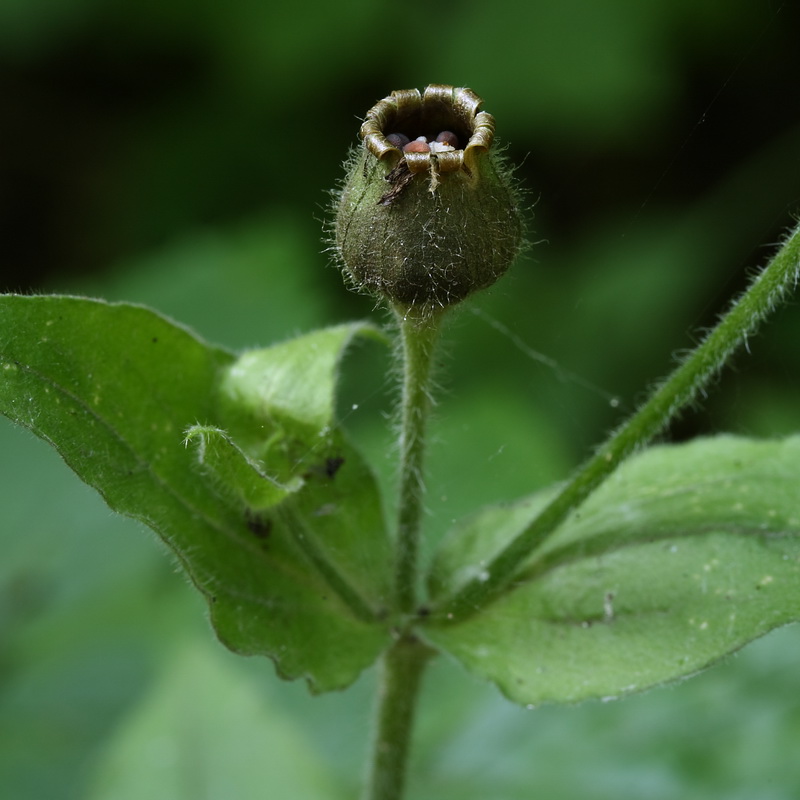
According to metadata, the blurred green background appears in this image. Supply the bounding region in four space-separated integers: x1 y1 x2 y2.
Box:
2 0 800 797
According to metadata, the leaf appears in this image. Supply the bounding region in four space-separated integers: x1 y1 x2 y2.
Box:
424 436 800 706
207 321 394 626
426 490 556 600
85 637 340 800
216 322 388 445
0 296 391 691
183 424 302 509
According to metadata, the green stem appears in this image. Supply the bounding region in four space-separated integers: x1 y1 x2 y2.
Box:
360 306 441 799
393 306 443 613
435 221 800 622
362 635 434 800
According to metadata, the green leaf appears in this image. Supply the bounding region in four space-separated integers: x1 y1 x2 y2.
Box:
0 296 391 691
424 436 800 706
216 322 388 446
203 322 393 630
183 424 302 509
85 637 340 800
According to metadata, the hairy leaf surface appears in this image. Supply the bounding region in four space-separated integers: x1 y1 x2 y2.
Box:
0 296 390 691
425 436 800 705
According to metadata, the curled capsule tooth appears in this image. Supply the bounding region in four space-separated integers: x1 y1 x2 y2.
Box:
403 139 431 154
435 130 460 148
386 132 410 149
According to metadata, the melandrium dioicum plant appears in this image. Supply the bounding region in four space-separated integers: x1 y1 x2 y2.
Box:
2 84 800 800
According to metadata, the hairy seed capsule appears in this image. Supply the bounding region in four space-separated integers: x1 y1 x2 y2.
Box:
334 85 524 311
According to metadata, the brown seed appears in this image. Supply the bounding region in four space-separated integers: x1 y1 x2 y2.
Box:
403 139 431 154
436 130 460 148
386 132 410 149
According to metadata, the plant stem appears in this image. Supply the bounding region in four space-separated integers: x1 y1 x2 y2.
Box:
435 221 800 622
361 306 441 799
363 635 434 800
393 306 443 613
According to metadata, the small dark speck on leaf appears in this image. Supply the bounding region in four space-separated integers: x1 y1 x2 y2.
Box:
304 456 345 480
246 512 272 539
325 456 345 478
151 337 159 343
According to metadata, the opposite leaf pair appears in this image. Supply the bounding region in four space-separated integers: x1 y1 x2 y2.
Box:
1 295 799 707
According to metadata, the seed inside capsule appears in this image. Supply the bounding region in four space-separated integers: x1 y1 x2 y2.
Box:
435 130 460 148
386 132 410 149
403 139 431 154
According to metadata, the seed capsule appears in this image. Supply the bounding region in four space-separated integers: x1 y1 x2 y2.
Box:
334 85 524 310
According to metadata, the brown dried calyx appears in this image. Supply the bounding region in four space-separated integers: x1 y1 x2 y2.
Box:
334 85 524 311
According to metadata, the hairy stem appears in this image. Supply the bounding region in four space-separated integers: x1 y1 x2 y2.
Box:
435 221 800 622
362 306 441 799
393 306 443 613
362 635 435 800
